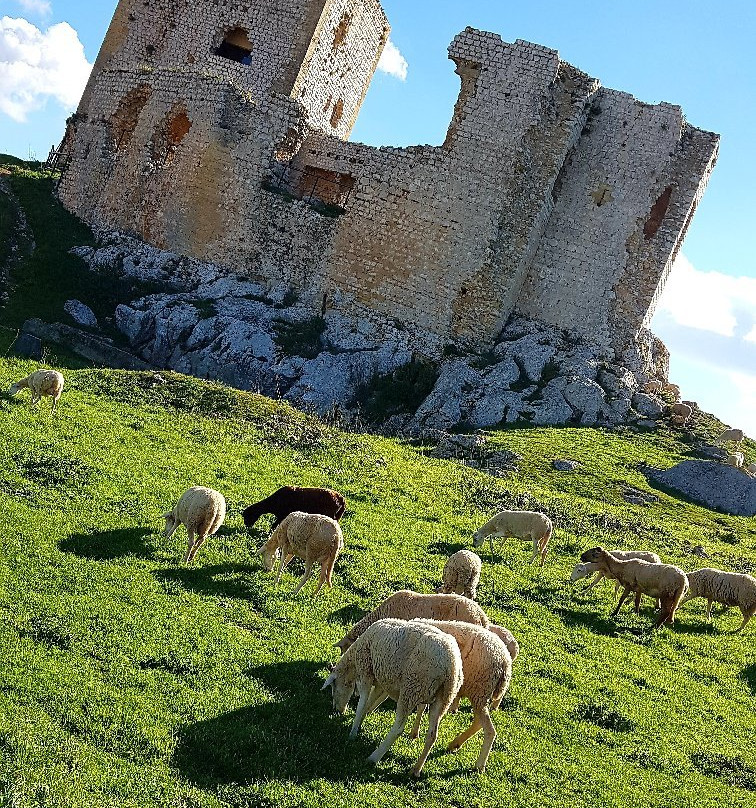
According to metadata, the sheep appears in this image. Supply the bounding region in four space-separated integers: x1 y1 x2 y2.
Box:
322 618 463 777
335 591 489 655
259 511 344 596
663 382 681 401
488 624 520 664
669 402 692 426
680 568 756 632
163 486 226 564
580 547 688 627
747 463 756 477
473 510 553 566
243 486 346 530
725 453 745 469
570 550 662 595
716 428 745 447
391 620 512 772
436 550 482 600
642 380 664 395
8 370 65 413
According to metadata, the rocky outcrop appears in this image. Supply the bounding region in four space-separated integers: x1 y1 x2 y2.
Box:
646 461 756 517
70 234 676 432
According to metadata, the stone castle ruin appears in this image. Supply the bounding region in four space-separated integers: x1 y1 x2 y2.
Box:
55 0 720 431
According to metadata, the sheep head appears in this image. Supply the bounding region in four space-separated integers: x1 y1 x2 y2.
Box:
321 663 355 714
162 513 177 536
333 636 352 655
260 544 279 571
472 529 485 548
8 383 21 397
580 547 607 564
570 562 592 582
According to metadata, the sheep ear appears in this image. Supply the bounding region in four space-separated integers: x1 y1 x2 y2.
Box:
162 512 173 520
321 672 336 690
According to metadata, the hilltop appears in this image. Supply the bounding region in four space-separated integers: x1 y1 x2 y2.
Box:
0 354 754 808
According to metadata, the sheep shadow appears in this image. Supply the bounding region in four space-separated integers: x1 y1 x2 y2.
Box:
328 604 368 627
173 660 376 786
153 564 268 609
427 540 468 557
59 528 154 561
740 663 756 696
552 605 623 637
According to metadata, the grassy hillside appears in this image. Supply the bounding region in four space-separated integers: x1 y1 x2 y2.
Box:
0 357 754 808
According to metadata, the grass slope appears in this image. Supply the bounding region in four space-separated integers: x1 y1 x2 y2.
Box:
0 357 754 808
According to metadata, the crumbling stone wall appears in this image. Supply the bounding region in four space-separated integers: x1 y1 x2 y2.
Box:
58 0 719 361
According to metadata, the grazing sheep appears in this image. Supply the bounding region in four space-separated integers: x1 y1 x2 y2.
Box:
681 568 756 632
580 547 688 627
642 380 663 395
669 402 692 426
259 511 344 596
473 510 553 566
570 550 662 595
335 591 489 655
163 486 226 564
322 618 463 777
8 370 65 413
663 382 681 401
716 428 745 447
747 463 756 477
399 621 512 772
488 624 520 664
725 453 745 469
436 550 482 600
243 486 346 530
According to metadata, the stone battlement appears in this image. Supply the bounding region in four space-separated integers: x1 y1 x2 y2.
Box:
58 0 719 357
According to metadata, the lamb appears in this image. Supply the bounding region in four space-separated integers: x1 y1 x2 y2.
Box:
725 453 745 469
243 486 346 530
436 550 482 600
716 428 745 447
680 568 756 632
163 486 226 564
259 511 344 596
398 620 512 772
322 618 463 777
669 402 692 426
580 547 688 627
570 550 662 594
335 590 489 654
473 510 553 566
8 370 65 413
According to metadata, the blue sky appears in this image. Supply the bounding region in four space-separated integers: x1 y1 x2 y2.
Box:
1 0 754 433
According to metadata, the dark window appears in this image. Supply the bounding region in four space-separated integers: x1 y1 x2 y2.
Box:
216 28 253 65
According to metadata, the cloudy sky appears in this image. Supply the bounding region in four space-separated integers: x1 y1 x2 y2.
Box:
0 0 754 432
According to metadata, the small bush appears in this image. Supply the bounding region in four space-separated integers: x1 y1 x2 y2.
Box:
691 752 756 790
355 359 439 422
274 316 326 359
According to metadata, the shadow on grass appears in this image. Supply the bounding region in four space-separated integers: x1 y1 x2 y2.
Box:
739 663 756 695
153 564 271 609
553 605 622 637
427 540 468 557
173 660 377 786
59 528 154 560
329 604 368 627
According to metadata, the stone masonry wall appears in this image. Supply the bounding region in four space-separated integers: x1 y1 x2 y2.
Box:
59 0 719 362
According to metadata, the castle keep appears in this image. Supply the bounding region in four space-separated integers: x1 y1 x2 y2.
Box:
58 0 719 356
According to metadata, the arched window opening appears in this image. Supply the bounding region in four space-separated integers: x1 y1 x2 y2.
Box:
215 27 253 65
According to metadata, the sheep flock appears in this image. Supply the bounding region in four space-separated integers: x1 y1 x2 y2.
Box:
5 365 756 781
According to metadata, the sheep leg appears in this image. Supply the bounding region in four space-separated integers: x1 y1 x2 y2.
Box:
633 591 642 615
583 573 604 593
734 607 754 633
368 703 411 765
188 534 207 563
275 554 294 586
447 710 484 753
529 536 539 564
365 689 390 715
292 562 315 595
412 699 443 778
474 707 497 772
182 529 196 564
350 683 373 739
409 704 426 739
449 693 461 713
539 537 549 567
611 587 633 617
706 599 714 622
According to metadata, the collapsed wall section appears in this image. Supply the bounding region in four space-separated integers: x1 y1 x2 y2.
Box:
517 91 719 349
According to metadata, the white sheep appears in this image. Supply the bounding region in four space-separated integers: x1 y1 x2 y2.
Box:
259 511 344 596
335 590 489 655
437 550 482 600
570 550 662 595
680 568 756 632
663 382 681 400
580 547 688 627
716 428 745 447
473 510 553 566
163 486 226 564
669 402 692 426
488 624 520 664
322 618 463 777
725 453 745 469
401 620 512 772
8 370 65 413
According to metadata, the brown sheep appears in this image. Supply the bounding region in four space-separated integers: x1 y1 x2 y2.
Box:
243 486 346 529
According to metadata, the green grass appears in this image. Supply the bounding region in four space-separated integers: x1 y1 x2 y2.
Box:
0 157 161 340
0 356 754 807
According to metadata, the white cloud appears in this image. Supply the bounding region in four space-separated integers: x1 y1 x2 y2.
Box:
378 38 408 81
0 16 92 123
16 0 52 18
656 254 756 338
